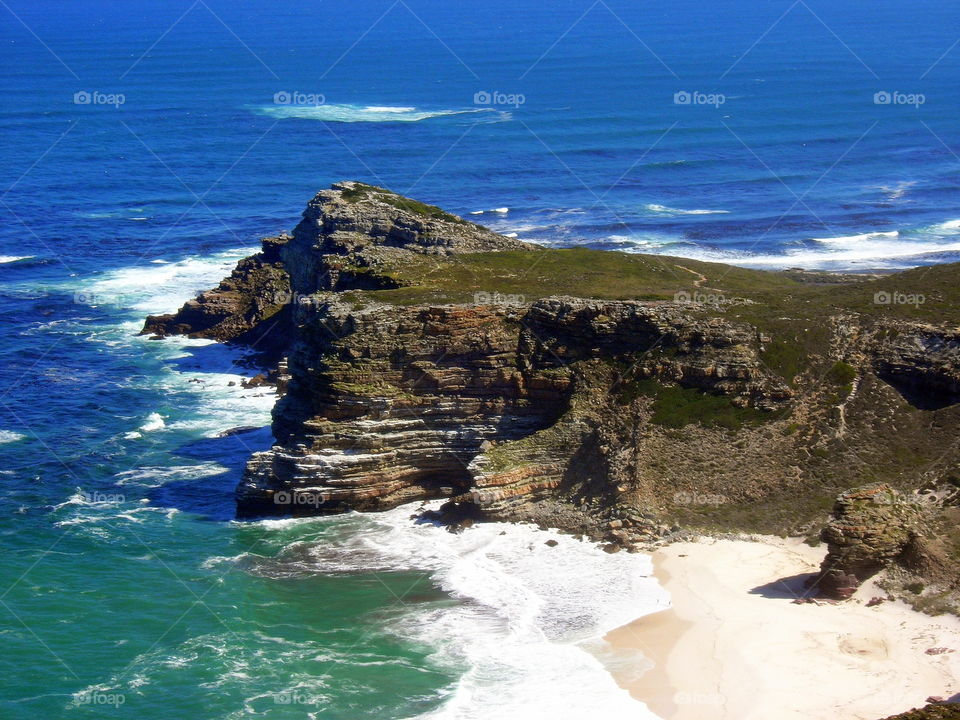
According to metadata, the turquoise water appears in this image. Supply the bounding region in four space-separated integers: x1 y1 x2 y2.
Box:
2 0 960 717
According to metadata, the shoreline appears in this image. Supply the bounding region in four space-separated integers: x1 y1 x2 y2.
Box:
602 537 960 720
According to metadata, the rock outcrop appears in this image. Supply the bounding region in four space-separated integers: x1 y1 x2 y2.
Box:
815 484 924 599
236 294 790 519
142 183 960 559
879 703 960 720
141 234 292 358
873 324 960 409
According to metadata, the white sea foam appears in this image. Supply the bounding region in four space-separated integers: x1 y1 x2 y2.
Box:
253 103 496 123
811 230 899 245
644 203 729 215
83 245 257 317
0 430 26 443
0 255 34 264
139 412 166 432
71 248 276 438
877 180 916 200
609 224 960 271
247 502 668 719
932 219 960 232
113 462 228 488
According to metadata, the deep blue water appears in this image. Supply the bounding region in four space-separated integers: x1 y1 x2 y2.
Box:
1 1 959 718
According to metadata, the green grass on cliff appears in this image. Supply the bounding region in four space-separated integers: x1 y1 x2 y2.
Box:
616 377 770 430
340 182 467 224
346 247 958 386
357 247 807 305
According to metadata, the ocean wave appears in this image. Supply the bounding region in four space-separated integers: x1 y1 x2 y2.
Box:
931 219 960 232
469 207 510 215
139 412 166 432
877 181 916 201
0 255 35 264
113 462 229 488
678 235 960 270
80 246 258 317
811 230 899 245
247 501 667 720
252 103 498 123
0 429 26 443
643 203 730 216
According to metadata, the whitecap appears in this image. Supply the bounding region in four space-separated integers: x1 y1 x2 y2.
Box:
0 430 26 443
931 219 960 232
643 203 729 216
252 103 495 123
811 230 899 244
0 255 34 264
139 412 166 432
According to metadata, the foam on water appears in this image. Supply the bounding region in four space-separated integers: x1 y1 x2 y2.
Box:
811 230 900 244
81 245 258 317
236 502 669 720
253 103 498 123
139 412 166 432
643 203 730 215
0 430 26 443
0 255 34 264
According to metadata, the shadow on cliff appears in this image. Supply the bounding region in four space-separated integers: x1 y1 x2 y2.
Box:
147 426 274 521
164 341 272 378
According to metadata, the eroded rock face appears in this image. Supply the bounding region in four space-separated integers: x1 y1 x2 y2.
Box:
236 295 791 519
520 297 793 409
873 324 960 409
816 484 923 599
141 235 292 357
140 183 960 555
237 299 571 516
281 181 535 295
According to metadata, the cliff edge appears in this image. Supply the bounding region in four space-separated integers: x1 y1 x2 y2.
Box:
144 183 960 609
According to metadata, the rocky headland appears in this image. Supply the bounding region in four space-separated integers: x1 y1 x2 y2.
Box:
144 182 960 615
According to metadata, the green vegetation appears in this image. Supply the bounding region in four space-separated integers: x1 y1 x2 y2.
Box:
358 247 805 307
761 339 805 384
618 377 770 430
826 361 857 386
340 182 465 224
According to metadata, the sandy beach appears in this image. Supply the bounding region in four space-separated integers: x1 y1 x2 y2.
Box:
604 537 960 720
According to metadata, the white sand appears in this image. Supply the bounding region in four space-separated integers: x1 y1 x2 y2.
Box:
603 537 960 720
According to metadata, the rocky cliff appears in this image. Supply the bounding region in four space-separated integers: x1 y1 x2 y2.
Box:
144 182 960 596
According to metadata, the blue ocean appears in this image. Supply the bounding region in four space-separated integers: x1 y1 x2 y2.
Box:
1 0 958 717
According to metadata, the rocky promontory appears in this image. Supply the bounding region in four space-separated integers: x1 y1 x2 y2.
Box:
144 182 960 602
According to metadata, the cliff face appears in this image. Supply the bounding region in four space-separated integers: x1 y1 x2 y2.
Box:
144 182 960 576
236 294 791 525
